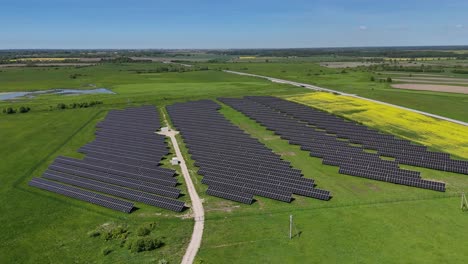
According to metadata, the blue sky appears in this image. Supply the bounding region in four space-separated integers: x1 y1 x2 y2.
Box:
1 0 467 49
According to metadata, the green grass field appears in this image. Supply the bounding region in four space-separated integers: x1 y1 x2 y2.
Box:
2 62 468 263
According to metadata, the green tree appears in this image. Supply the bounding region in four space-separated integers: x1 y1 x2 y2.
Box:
5 107 16 114
57 103 67 110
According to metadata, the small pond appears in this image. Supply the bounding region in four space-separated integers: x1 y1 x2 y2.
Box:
0 88 115 101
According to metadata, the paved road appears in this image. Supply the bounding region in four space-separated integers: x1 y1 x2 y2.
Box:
223 70 468 127
158 111 204 264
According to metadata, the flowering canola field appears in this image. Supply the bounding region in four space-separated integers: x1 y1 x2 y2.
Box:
287 92 468 159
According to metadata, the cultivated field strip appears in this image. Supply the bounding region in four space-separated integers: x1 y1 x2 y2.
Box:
167 100 331 203
220 96 450 192
29 106 185 213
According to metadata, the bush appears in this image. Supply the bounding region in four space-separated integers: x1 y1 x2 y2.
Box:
69 73 83 79
88 230 101 238
54 101 103 111
158 259 169 264
370 76 375 81
129 237 163 253
137 226 151 237
104 226 128 241
19 106 31 113
102 248 113 256
57 103 67 110
3 107 16 114
386 77 392 82
452 69 468 74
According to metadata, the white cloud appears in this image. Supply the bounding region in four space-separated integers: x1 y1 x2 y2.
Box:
359 25 368 30
455 24 463 28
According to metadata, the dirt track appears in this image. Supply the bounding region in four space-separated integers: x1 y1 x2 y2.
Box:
392 78 468 85
392 84 468 94
158 120 204 264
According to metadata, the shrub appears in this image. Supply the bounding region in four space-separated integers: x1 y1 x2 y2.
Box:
370 76 375 81
158 259 169 264
88 230 101 238
386 77 392 82
137 226 151 237
102 248 112 256
4 107 16 114
104 226 128 241
129 237 163 253
19 106 31 113
57 103 67 110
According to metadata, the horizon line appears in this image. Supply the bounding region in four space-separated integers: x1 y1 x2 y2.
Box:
1 44 468 51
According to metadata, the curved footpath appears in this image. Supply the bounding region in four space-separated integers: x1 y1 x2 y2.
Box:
223 70 468 127
158 128 204 264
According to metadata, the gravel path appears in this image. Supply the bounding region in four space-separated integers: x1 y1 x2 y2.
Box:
158 117 204 264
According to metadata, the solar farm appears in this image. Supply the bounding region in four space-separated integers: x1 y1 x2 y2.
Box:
167 100 331 204
31 95 468 212
2 60 468 263
29 106 185 213
221 96 468 191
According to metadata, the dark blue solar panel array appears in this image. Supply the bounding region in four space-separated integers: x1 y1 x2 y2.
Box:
166 100 331 204
29 106 185 213
220 96 451 192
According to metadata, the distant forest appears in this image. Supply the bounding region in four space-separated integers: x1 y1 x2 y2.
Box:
1 46 468 61
208 46 468 58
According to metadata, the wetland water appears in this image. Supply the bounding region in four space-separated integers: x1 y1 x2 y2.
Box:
0 88 114 100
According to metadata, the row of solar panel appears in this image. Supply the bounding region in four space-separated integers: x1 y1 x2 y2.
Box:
197 166 316 194
206 185 254 204
246 96 467 175
29 106 185 213
167 100 332 203
29 177 134 213
339 166 445 192
220 97 446 192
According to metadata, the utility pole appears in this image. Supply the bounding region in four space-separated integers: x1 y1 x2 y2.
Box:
461 193 468 211
289 215 293 239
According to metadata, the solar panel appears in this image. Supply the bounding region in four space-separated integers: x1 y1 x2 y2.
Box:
219 96 448 192
167 99 328 204
42 172 184 211
206 185 254 204
29 177 134 213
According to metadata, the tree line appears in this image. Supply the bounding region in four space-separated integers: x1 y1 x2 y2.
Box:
2 106 31 114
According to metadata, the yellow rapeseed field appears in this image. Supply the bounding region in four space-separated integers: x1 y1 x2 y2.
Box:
287 92 468 159
238 56 257 59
